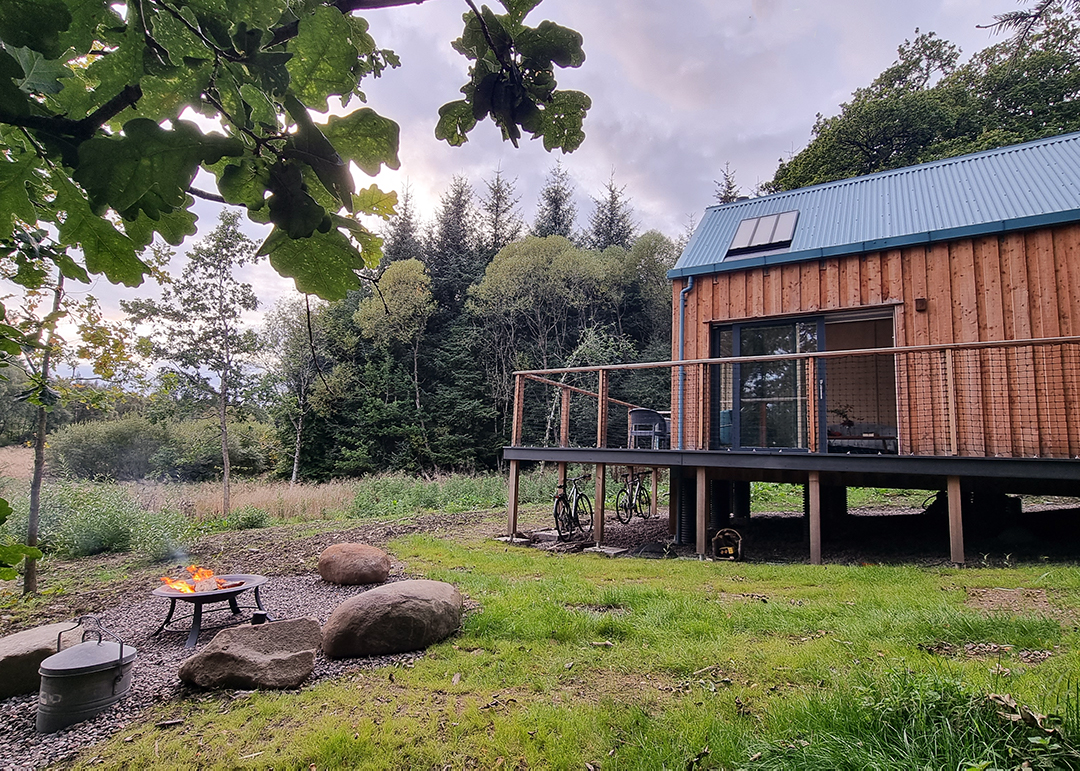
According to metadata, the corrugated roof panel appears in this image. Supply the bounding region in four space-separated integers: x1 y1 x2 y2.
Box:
673 132 1080 277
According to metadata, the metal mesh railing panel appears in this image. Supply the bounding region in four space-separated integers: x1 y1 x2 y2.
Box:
510 340 1080 459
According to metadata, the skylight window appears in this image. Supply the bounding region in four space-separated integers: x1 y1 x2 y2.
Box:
727 210 799 257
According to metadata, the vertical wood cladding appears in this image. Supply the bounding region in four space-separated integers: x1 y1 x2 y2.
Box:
673 223 1080 458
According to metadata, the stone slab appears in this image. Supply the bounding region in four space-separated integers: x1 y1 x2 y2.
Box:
0 623 83 699
584 546 629 558
493 536 532 546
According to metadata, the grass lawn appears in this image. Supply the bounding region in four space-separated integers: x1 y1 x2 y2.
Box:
67 530 1080 770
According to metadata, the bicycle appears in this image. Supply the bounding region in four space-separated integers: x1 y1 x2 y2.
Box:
615 469 651 524
553 474 593 540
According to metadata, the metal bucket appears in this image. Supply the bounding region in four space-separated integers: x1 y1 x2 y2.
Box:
36 620 136 733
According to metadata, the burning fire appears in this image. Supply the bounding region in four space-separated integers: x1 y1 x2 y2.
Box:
160 565 229 593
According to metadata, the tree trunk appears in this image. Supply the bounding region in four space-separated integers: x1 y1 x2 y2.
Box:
24 403 46 595
290 411 303 485
24 275 63 595
219 384 230 516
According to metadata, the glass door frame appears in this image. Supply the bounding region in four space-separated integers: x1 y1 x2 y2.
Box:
710 316 827 452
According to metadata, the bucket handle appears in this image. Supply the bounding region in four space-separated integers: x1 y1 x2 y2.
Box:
55 615 127 675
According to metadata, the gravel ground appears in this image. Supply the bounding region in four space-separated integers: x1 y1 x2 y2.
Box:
0 573 424 770
0 511 499 771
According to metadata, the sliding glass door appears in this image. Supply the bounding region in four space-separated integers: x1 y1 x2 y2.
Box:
711 319 823 450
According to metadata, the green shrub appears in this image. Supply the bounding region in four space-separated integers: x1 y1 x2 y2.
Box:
2 480 187 559
192 505 273 535
47 416 170 480
152 419 277 482
346 469 566 519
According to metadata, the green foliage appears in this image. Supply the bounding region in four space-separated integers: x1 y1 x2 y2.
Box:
46 415 170 480
347 471 551 519
153 419 276 482
2 480 186 559
0 0 588 305
755 669 1079 770
771 17 1080 190
0 493 38 580
195 505 272 535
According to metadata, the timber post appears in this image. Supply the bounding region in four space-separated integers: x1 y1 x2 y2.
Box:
948 475 965 564
507 374 526 538
696 466 707 556
808 471 822 565
595 370 610 543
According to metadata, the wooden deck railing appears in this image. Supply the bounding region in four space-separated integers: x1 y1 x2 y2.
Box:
509 336 1080 460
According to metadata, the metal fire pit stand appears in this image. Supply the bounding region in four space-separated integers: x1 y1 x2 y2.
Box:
153 574 271 648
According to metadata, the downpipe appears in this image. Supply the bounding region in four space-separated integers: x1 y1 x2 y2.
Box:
677 275 694 450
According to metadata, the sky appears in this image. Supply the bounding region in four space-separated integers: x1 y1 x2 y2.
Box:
67 0 1010 331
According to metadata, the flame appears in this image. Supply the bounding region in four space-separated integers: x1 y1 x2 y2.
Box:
159 565 228 593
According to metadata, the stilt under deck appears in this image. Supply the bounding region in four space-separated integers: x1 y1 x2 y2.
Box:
504 447 1080 565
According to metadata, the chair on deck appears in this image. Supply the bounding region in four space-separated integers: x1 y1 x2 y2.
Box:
628 408 670 449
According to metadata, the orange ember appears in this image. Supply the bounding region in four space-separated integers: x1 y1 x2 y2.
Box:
159 565 228 593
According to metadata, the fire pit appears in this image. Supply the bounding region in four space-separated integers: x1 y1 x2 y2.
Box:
153 569 271 648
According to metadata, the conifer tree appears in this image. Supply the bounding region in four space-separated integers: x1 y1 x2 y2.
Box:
479 169 524 259
424 176 479 311
585 173 637 251
381 185 425 267
714 163 742 204
532 162 578 240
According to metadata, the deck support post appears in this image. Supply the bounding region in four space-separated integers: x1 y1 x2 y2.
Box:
507 459 520 538
668 469 678 536
948 475 965 564
651 468 659 517
594 464 606 544
696 466 707 556
808 471 822 565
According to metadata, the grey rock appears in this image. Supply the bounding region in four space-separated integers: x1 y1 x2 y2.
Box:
318 543 391 585
323 579 462 659
0 623 83 699
178 617 321 689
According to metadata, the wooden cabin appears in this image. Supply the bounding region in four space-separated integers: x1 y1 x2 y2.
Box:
505 132 1080 563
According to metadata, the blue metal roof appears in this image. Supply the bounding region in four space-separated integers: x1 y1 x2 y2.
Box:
670 131 1080 279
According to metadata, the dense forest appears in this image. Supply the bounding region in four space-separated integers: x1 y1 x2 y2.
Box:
3 166 678 481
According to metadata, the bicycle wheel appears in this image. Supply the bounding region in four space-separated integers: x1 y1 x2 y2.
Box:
615 488 633 524
574 494 593 537
553 495 573 539
635 485 652 519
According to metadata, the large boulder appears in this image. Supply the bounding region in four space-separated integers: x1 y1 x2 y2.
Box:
318 543 391 585
0 623 83 699
178 617 322 690
323 580 462 659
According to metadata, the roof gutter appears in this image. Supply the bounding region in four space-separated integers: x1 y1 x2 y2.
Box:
677 276 694 450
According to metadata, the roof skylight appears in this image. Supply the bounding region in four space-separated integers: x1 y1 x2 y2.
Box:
726 210 799 257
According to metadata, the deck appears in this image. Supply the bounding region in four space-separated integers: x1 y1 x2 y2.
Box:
503 336 1080 564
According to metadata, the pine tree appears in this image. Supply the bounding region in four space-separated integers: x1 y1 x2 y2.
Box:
479 169 524 259
714 162 741 204
424 176 479 310
585 173 637 251
532 161 578 240
382 185 425 267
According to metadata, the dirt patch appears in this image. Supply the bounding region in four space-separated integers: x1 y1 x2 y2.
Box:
919 640 1058 665
964 587 1068 620
0 445 33 481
